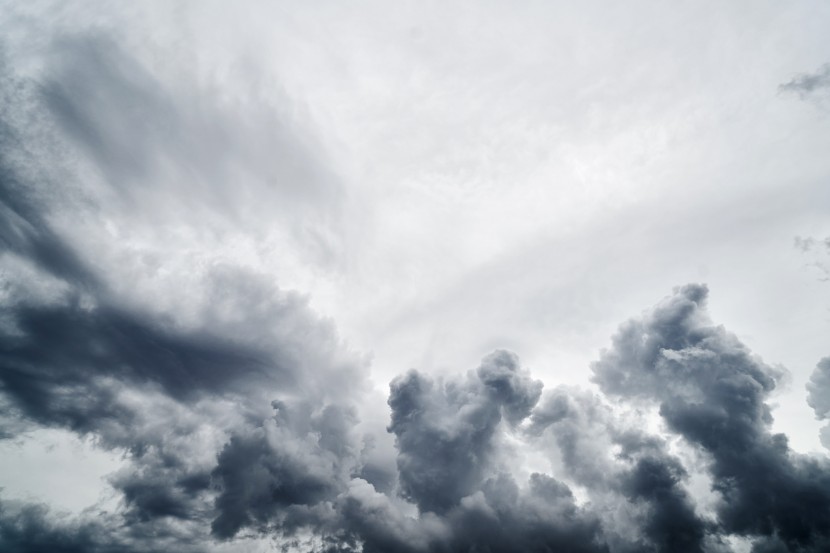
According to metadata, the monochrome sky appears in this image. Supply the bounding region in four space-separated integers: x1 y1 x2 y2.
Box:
1 1 830 552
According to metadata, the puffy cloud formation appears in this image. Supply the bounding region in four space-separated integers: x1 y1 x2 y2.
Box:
593 285 830 552
387 350 542 513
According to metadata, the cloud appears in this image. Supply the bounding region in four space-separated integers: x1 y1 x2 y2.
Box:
5 204 830 553
528 386 711 552
779 64 830 97
808 358 830 449
361 352 610 552
4 101 830 552
387 350 541 514
0 497 182 553
210 401 363 539
0 24 373 551
593 284 830 552
0 500 109 553
1 5 830 552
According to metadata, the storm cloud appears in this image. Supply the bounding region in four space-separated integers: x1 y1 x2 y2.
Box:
593 285 830 552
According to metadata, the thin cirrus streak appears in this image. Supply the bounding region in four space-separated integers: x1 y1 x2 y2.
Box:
1 2 830 553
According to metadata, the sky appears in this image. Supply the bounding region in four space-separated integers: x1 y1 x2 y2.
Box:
1 1 830 552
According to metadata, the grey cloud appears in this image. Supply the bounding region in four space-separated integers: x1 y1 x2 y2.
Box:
808 358 830 420
529 388 616 485
619 455 707 553
387 350 542 514
593 284 830 552
807 358 830 448
0 175 96 291
1 25 350 292
439 472 607 553
1 34 371 551
40 34 344 212
117 472 207 523
6 85 830 553
0 500 111 553
477 349 544 425
336 479 436 553
0 498 183 553
336 471 608 553
529 387 709 553
0 101 97 290
779 64 830 97
1 300 280 420
6 249 830 552
376 353 611 553
0 240 369 550
211 401 363 539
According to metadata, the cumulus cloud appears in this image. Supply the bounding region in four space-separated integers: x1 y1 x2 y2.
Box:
387 350 542 513
593 284 830 552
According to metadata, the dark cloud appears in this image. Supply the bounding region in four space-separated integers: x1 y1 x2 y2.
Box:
529 386 710 553
5 245 830 553
211 401 362 539
0 498 171 553
0 500 108 553
619 455 707 553
375 353 611 553
387 350 541 514
204 351 606 552
593 284 830 552
0 32 369 551
335 471 609 553
435 472 608 553
1 300 282 419
0 220 366 549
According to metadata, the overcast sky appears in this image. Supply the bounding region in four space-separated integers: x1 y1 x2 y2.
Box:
1 2 830 552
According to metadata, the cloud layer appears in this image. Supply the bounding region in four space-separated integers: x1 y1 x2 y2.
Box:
1 3 830 553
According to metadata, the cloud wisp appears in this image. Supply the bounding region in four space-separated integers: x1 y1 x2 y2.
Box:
780 64 830 98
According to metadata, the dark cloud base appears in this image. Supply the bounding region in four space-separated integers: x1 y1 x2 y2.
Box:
2 28 830 553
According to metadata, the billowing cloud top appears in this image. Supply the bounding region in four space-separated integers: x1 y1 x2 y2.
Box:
1 3 830 553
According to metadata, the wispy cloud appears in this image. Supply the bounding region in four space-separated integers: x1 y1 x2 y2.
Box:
780 63 830 98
